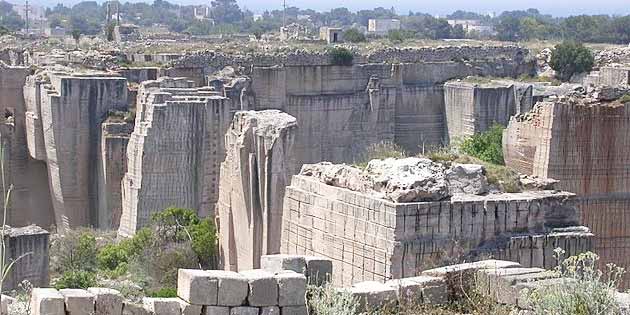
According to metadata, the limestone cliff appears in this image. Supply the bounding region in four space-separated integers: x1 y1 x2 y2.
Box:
119 77 231 236
0 63 54 228
504 98 630 286
218 110 297 271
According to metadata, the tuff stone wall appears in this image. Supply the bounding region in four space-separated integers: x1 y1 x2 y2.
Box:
218 110 298 271
244 58 532 164
0 63 54 229
23 71 129 228
3 225 50 291
444 80 533 141
97 122 134 229
503 100 630 286
119 78 231 236
281 171 591 286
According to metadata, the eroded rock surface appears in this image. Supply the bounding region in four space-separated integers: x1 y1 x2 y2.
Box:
218 110 297 271
299 157 488 203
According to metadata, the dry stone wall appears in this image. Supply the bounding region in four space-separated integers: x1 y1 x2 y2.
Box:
504 100 630 286
119 78 231 236
217 110 297 271
281 169 591 286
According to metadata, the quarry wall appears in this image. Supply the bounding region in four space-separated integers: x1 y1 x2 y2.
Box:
0 64 54 229
444 81 533 141
29 73 128 228
504 100 630 286
119 78 231 236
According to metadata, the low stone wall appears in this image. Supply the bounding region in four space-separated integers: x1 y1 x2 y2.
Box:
281 172 592 286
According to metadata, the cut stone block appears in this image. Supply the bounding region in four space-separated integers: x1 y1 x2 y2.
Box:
88 288 123 315
386 275 447 305
475 268 556 305
205 271 248 306
122 302 151 315
60 289 95 315
143 298 181 315
239 270 278 306
303 256 333 285
261 255 306 274
280 306 307 315
201 306 229 315
274 271 306 306
341 281 397 311
177 299 202 315
2 295 15 315
422 260 521 301
260 306 280 315
229 306 258 315
30 288 65 315
178 269 218 305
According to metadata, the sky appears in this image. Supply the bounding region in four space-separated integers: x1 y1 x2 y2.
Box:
26 0 630 17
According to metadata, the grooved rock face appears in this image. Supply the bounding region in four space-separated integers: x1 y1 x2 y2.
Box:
300 157 489 203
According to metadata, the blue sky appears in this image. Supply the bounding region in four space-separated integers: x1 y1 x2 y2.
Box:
29 0 630 17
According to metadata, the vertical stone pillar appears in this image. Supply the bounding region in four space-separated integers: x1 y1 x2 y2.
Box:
218 110 297 271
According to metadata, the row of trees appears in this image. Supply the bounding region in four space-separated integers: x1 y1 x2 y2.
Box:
495 9 630 44
1 0 628 44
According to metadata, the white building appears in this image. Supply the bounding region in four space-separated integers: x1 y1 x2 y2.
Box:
367 19 401 36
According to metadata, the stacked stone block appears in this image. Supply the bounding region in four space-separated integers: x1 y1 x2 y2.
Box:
177 269 307 315
281 175 592 286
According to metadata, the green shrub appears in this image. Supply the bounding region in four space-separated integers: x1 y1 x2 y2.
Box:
328 47 354 66
550 42 594 81
51 230 98 274
387 29 408 43
143 243 200 289
54 270 97 289
152 207 199 241
147 287 178 298
529 250 624 315
97 244 129 271
307 284 358 315
190 218 218 268
343 28 366 43
620 94 630 103
459 124 505 165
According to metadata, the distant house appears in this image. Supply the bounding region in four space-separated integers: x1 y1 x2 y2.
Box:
193 5 211 20
367 19 401 36
320 27 343 44
447 19 495 36
44 26 67 38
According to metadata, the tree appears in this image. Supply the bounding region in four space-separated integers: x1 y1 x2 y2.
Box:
496 16 522 41
71 29 81 48
0 1 24 31
549 41 594 81
343 28 365 43
211 0 242 24
451 24 466 39
387 29 406 43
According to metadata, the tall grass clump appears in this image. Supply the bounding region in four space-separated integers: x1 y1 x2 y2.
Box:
529 249 625 315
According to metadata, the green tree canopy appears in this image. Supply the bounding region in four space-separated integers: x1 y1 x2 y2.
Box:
549 41 594 81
